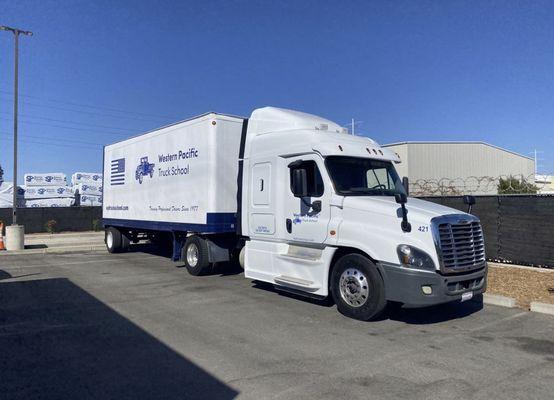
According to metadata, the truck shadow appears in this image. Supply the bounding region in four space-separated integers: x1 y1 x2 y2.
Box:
0 277 238 400
251 281 484 323
385 295 484 324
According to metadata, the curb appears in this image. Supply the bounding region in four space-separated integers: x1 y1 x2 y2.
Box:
483 293 516 308
0 245 107 256
530 302 554 316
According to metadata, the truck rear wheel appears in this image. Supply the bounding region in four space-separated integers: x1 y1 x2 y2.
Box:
106 227 122 253
183 236 210 276
330 254 386 321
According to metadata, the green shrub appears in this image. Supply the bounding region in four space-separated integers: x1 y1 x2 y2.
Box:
45 219 57 234
92 219 101 231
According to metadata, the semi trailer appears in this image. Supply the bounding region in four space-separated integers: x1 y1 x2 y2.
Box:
103 107 487 321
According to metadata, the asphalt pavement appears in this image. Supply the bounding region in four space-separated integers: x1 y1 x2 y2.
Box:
1 245 552 400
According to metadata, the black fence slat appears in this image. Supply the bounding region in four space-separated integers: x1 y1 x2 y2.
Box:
420 195 553 268
0 207 102 234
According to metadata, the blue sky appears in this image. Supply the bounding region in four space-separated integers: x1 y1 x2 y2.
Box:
1 0 553 183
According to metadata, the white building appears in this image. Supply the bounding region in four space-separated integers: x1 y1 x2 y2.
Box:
382 141 535 196
535 175 554 194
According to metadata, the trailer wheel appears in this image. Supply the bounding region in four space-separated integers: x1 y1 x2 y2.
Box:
183 236 210 276
330 254 386 321
105 227 122 253
238 246 245 270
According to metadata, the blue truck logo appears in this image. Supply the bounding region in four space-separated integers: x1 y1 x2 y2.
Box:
135 156 155 184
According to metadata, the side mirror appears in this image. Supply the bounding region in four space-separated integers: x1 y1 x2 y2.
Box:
395 192 411 232
463 195 476 214
395 193 407 204
291 168 308 198
402 176 409 196
463 195 475 206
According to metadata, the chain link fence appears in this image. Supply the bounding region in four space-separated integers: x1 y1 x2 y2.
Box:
410 174 553 196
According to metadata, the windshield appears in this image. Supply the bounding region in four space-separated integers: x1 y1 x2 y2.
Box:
325 156 406 196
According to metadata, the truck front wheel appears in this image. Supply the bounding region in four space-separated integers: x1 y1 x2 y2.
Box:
182 236 210 276
330 254 386 321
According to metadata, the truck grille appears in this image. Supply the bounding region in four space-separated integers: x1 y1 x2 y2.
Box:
432 215 486 274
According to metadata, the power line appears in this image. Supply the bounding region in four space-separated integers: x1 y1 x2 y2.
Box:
0 97 167 123
20 133 104 146
0 136 101 149
0 89 180 121
0 110 137 132
0 116 130 136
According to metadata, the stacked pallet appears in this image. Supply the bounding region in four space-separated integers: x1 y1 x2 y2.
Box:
23 173 75 207
0 181 25 208
72 172 102 206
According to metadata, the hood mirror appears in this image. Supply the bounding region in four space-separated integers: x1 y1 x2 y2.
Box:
463 195 476 214
395 193 411 232
402 176 409 196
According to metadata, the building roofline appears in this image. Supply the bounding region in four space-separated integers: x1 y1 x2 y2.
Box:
382 141 534 161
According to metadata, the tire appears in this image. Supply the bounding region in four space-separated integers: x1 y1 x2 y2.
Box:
238 246 245 270
106 227 122 253
182 236 210 276
330 254 386 321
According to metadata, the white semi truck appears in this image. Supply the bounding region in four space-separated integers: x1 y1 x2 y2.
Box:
103 107 487 320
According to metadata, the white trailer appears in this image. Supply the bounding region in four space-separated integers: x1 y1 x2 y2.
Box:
103 107 487 321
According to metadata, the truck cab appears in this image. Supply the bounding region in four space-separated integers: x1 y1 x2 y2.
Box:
241 107 486 320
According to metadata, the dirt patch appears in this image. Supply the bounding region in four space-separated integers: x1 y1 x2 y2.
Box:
487 263 554 309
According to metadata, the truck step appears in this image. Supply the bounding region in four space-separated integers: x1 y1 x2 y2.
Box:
274 275 320 292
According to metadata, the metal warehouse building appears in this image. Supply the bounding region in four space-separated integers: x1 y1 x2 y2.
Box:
382 141 535 196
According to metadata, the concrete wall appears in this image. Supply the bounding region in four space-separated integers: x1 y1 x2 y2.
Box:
0 207 102 234
384 142 535 195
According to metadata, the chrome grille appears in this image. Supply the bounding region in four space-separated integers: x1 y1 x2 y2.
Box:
432 215 486 274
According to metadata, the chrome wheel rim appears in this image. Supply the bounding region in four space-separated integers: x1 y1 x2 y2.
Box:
106 231 113 249
339 268 369 307
186 243 199 267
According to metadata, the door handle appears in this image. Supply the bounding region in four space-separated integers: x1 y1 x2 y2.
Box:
286 218 292 233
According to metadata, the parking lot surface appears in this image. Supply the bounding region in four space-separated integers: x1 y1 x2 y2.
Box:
1 247 553 400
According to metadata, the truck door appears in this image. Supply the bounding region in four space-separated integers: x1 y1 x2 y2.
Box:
282 156 330 244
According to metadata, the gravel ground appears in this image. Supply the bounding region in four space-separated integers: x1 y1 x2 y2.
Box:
487 263 554 308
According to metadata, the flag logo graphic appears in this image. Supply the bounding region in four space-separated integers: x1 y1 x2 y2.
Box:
110 158 125 186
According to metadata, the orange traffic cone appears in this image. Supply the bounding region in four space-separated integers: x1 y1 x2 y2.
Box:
0 222 5 251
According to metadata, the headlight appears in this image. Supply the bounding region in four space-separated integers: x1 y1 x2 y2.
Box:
397 244 435 270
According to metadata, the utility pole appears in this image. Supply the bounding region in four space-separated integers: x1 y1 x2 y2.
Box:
351 118 355 135
0 25 33 226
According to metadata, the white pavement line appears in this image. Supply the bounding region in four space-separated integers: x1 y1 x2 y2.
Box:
1 255 162 269
483 293 517 308
530 302 554 315
462 311 528 335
